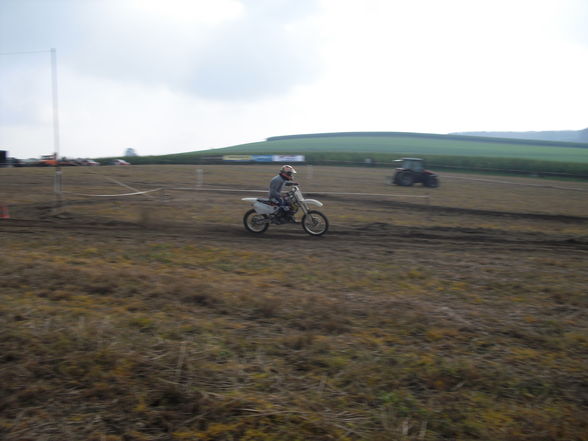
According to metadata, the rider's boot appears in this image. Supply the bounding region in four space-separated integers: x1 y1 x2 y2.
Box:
282 206 297 223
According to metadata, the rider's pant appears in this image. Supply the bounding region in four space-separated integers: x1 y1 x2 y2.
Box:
272 197 291 213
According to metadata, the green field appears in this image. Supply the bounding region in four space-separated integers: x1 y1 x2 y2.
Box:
104 132 588 177
215 133 588 164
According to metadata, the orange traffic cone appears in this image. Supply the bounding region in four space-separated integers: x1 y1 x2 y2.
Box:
0 205 10 219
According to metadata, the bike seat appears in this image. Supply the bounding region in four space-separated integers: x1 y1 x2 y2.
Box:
256 198 277 205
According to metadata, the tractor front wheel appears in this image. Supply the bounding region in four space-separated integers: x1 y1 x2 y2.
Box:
424 175 439 188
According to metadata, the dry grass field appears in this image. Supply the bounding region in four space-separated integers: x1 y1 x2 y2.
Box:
1 165 587 441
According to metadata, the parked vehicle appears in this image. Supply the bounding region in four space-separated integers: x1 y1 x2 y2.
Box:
21 158 42 166
78 159 100 166
112 159 131 166
241 183 329 236
11 158 23 167
391 157 439 188
36 155 80 166
58 158 79 166
38 154 58 166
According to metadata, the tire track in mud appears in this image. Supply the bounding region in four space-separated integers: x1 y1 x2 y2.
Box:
2 192 587 253
442 175 588 192
1 216 586 254
6 189 588 225
316 193 588 223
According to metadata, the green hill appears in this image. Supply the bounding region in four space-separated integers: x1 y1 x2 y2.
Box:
451 127 588 143
114 131 588 178
210 132 588 163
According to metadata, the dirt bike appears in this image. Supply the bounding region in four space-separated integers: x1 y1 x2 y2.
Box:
242 182 329 236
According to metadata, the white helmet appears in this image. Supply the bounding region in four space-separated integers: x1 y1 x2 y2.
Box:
279 165 297 180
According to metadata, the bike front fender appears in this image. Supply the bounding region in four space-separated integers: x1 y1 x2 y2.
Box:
302 199 323 207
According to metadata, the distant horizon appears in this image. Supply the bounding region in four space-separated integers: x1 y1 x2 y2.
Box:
450 127 588 134
5 127 588 160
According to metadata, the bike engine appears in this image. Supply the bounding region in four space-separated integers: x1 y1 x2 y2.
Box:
270 212 288 225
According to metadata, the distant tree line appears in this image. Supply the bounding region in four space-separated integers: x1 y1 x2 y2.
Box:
102 152 588 179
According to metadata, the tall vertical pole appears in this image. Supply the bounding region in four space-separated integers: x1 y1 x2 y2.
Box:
50 48 63 204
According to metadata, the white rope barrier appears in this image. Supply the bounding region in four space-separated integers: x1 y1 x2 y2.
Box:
306 191 430 198
62 188 163 197
172 187 265 192
170 187 430 198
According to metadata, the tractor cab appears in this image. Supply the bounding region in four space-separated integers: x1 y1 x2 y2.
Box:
395 157 425 172
391 157 439 188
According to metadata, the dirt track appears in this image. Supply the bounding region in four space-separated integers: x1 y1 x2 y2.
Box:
2 193 586 256
1 164 587 260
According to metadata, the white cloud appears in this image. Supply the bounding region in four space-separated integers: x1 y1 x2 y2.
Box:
0 0 320 99
127 0 245 25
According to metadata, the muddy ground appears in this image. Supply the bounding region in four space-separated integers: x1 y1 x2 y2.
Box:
1 165 587 297
2 165 587 330
2 165 588 440
1 164 587 253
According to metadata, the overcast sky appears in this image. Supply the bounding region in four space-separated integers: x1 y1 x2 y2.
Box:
1 0 587 159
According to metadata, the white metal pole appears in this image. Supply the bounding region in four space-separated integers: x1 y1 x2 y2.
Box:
50 48 63 201
51 48 60 159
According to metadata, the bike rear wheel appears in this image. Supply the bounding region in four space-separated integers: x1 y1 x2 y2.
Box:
243 209 269 233
302 210 329 236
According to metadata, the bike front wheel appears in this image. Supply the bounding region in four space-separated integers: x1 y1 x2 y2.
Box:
243 209 269 233
301 210 329 236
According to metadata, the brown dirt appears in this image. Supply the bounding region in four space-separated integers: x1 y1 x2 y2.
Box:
1 165 587 440
1 188 586 275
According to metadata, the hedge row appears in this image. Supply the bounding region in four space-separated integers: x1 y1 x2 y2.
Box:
98 152 588 179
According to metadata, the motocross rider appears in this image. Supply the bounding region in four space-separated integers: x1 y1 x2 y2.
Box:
269 165 297 223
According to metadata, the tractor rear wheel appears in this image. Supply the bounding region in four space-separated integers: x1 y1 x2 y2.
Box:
398 172 414 186
392 172 401 185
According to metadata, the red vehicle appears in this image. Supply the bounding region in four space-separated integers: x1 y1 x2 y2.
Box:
37 154 79 166
38 154 58 166
391 158 440 188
